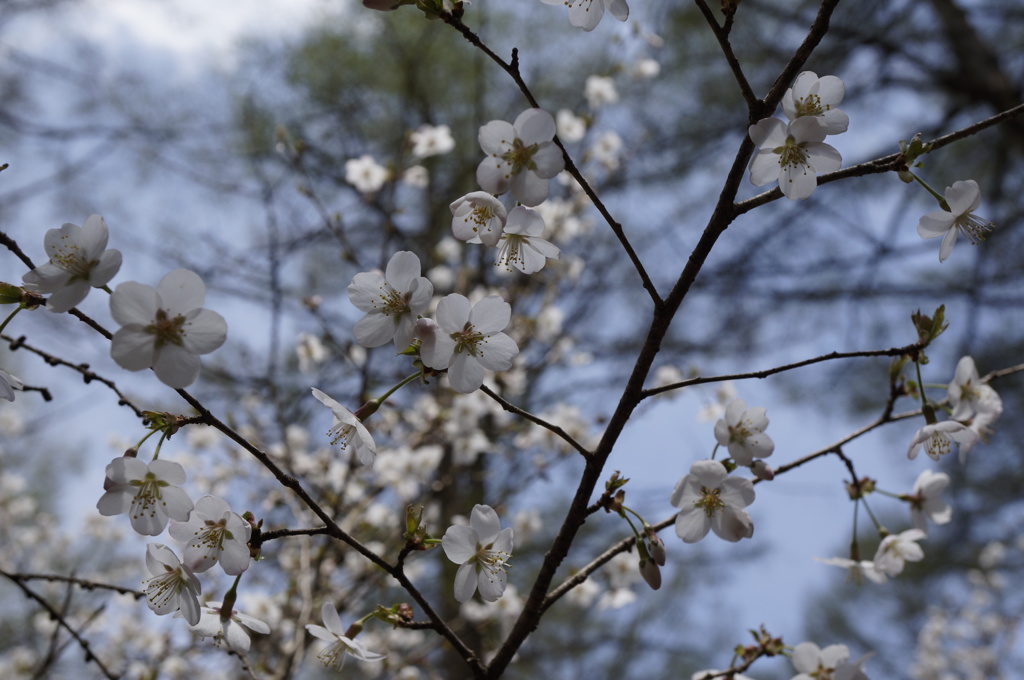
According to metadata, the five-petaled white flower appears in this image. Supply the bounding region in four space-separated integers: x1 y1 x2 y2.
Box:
22 215 123 313
670 459 755 543
948 355 1002 422
907 421 978 464
748 117 842 200
0 368 23 402
477 108 564 207
917 179 993 262
143 543 202 625
539 0 629 31
419 294 520 393
109 269 228 389
782 72 849 135
873 528 925 576
96 457 194 536
495 206 561 274
442 504 514 603
306 602 385 671
909 470 952 533
183 602 270 653
169 495 251 575
410 124 455 158
814 556 888 585
348 251 433 350
713 399 774 467
311 388 377 466
791 641 871 680
450 192 508 246
345 154 389 194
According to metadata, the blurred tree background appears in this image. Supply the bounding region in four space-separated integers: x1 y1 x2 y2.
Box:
0 0 1022 678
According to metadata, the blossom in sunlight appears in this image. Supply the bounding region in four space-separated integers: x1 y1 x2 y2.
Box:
917 179 994 262
947 355 1002 422
670 459 754 543
495 206 561 274
22 214 123 313
907 421 978 464
419 294 519 393
306 602 385 671
713 399 774 467
409 124 455 158
539 0 629 32
96 457 194 536
184 602 270 653
109 269 228 389
348 251 433 350
311 388 377 466
791 642 871 680
584 75 619 109
748 117 842 200
442 504 514 602
781 71 849 135
169 495 251 575
450 192 508 246
556 109 587 143
909 470 952 533
345 154 389 194
874 528 925 576
477 108 564 207
0 368 23 401
143 543 201 625
814 556 888 585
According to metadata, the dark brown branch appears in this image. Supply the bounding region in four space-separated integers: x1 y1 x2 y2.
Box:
6 573 144 599
693 0 759 111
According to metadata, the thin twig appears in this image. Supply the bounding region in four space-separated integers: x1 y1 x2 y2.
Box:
7 573 144 599
693 0 759 111
480 385 591 458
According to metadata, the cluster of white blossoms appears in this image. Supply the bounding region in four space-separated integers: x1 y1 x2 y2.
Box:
749 72 846 200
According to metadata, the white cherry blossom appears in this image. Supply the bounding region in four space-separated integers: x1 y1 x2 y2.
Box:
495 206 561 274
311 388 377 466
96 457 193 536
477 108 564 207
143 543 202 625
556 109 587 143
947 355 1002 421
540 0 629 31
409 124 454 158
0 368 23 401
917 179 993 262
670 459 754 543
791 642 871 680
782 71 849 135
584 75 618 109
22 215 122 313
419 294 519 393
713 399 774 467
748 117 842 200
169 495 251 575
345 154 389 194
183 602 270 653
348 251 433 349
306 602 385 670
907 420 978 464
442 504 514 602
109 269 227 389
815 556 888 585
874 528 925 576
450 192 507 246
909 470 952 533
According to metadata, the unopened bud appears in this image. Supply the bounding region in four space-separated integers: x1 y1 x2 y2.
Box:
639 558 662 590
750 460 774 481
646 529 667 566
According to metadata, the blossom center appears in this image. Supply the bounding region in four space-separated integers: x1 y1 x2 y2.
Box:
328 421 358 449
129 472 170 520
51 241 94 279
496 235 526 271
146 308 188 348
451 324 487 357
502 138 539 175
795 93 827 117
145 568 187 610
694 486 726 517
192 518 231 559
775 137 810 172
475 542 511 581
925 433 952 459
954 213 994 245
370 285 409 317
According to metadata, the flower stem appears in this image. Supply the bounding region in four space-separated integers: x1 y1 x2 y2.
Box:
374 370 423 405
908 172 949 210
710 443 720 461
0 306 21 335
